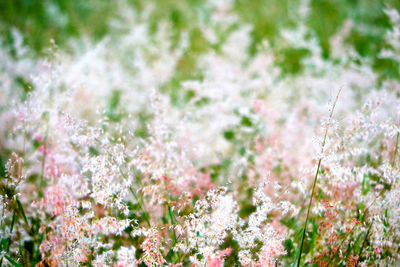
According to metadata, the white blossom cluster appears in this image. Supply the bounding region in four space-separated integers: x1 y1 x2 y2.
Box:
0 0 400 266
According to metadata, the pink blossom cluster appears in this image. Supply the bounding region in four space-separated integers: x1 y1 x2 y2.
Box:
1 1 400 266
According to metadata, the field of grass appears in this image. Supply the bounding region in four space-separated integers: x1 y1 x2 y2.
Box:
1 0 400 266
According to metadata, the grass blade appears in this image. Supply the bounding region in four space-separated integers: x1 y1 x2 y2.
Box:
16 198 29 229
3 254 23 267
130 188 151 227
356 221 373 265
16 197 37 240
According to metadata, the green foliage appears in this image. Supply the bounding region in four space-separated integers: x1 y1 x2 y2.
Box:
362 174 371 195
276 48 311 74
106 90 124 122
235 0 297 55
0 0 117 55
308 0 346 58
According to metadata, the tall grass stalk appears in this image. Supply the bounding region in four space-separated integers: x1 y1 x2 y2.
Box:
296 88 342 267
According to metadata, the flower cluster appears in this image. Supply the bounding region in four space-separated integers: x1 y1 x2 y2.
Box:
1 0 400 266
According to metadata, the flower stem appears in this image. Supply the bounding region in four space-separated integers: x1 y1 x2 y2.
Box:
296 88 341 267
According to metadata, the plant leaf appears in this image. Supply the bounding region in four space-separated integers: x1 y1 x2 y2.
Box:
4 254 23 267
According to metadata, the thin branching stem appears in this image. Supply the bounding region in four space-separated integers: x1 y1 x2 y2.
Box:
355 221 373 265
327 189 384 266
130 187 151 227
39 133 48 192
116 160 152 227
296 88 342 267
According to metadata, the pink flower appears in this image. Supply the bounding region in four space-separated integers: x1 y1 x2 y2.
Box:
207 257 223 267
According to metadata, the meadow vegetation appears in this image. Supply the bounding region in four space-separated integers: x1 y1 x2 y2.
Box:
0 0 399 266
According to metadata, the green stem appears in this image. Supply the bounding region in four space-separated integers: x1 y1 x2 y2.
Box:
296 88 341 267
356 221 373 265
116 161 151 227
6 210 16 251
129 188 151 227
166 204 181 262
168 205 177 245
296 158 322 266
16 198 37 242
39 134 48 198
393 131 399 165
327 190 383 266
113 158 150 226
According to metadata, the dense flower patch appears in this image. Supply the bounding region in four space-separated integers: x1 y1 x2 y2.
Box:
1 1 400 266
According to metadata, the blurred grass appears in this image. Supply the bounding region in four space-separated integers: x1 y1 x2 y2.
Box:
0 0 117 55
0 0 399 77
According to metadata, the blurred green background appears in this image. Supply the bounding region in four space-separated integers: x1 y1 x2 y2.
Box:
1 0 399 79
